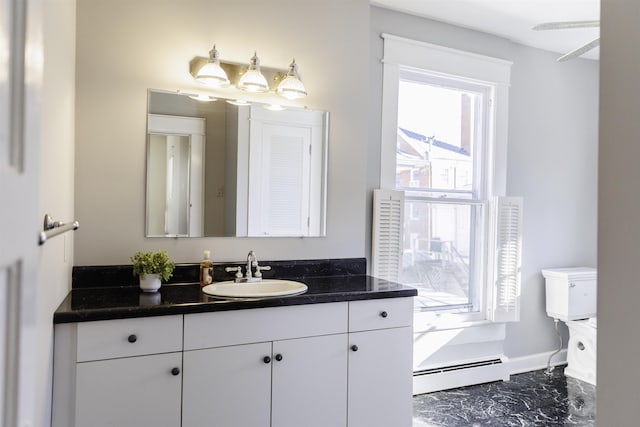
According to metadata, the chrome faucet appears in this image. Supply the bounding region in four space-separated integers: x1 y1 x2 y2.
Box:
246 250 257 280
225 251 271 283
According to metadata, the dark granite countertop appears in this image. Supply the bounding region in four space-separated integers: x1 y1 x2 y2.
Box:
54 275 417 323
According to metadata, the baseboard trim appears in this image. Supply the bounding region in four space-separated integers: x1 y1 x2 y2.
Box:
504 349 568 375
412 349 568 395
413 360 509 395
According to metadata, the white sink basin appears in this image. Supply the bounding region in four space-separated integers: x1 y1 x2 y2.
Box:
202 279 308 298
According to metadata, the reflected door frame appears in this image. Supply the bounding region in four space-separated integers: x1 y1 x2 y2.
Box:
147 114 205 237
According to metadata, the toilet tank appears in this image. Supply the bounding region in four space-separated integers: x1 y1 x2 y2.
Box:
541 267 597 321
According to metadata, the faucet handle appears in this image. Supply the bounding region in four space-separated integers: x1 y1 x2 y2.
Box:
254 265 271 279
225 266 244 280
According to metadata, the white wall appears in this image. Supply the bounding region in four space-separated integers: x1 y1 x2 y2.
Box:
369 7 598 359
598 0 640 423
36 0 76 424
74 0 370 265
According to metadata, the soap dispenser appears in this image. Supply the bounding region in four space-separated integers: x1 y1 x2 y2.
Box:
199 250 213 287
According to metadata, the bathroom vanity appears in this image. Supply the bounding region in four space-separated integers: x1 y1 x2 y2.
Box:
52 259 417 427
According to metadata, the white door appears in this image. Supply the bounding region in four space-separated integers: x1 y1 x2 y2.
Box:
271 334 348 427
182 342 272 427
348 327 414 427
75 352 183 427
247 122 312 236
0 0 42 425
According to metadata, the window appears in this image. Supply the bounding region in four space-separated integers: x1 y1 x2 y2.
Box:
397 70 489 315
377 34 520 323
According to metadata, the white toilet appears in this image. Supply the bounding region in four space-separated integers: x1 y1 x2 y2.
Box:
542 267 597 385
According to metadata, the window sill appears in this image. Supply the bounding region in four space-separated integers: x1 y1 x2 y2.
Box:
413 310 496 333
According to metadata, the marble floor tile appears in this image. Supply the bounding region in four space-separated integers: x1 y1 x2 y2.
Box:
413 367 595 426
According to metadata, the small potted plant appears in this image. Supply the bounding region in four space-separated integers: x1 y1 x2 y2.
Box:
131 250 175 292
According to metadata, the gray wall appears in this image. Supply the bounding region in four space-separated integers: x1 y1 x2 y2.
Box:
369 7 599 359
598 0 640 423
74 0 369 265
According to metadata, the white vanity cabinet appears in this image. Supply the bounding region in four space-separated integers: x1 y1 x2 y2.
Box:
182 303 349 427
347 297 414 427
52 315 183 427
52 296 414 427
75 351 183 427
270 334 348 427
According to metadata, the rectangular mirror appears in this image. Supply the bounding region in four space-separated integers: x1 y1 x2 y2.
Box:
146 89 329 237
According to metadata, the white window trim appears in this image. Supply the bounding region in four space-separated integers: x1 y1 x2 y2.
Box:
379 34 515 325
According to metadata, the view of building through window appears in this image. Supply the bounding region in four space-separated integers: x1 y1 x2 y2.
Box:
396 73 486 313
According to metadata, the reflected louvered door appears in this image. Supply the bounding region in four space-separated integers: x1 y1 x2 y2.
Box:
372 189 404 282
248 121 311 237
488 196 523 322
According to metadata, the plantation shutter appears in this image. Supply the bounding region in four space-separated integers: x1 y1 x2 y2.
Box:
372 189 404 282
488 196 523 322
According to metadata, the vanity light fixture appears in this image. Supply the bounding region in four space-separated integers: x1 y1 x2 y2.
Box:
237 52 269 92
195 45 230 87
276 59 307 100
190 47 308 100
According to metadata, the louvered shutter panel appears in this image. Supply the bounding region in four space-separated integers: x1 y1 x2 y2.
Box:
372 189 404 282
488 196 523 322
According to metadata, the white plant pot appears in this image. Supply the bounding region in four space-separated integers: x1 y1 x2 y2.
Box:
139 273 161 292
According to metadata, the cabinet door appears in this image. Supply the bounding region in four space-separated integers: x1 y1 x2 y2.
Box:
348 327 413 427
75 352 182 427
272 334 348 427
182 342 272 427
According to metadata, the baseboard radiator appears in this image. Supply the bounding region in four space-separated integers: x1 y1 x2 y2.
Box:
413 358 509 395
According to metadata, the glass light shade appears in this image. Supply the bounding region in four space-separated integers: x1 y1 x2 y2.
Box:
237 52 269 92
276 60 307 100
195 45 230 87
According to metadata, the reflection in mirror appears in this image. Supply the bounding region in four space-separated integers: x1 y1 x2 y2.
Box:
145 89 328 237
147 114 205 237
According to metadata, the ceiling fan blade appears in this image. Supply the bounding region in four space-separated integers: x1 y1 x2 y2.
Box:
533 20 600 31
556 38 600 62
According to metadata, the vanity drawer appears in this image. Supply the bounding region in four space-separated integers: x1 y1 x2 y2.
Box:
349 297 413 332
184 302 348 350
76 315 183 362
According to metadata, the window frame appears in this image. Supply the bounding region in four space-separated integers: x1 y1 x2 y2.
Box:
380 34 512 324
